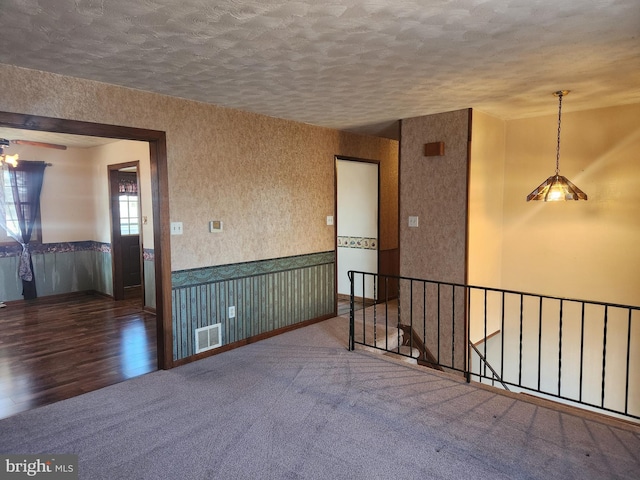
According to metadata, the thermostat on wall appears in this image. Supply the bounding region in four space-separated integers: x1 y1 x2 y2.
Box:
209 220 223 233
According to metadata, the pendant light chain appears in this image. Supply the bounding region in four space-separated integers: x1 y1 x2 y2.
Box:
555 92 563 175
526 89 587 201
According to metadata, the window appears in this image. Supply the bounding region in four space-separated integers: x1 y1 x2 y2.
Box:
117 171 139 236
2 168 20 235
119 194 139 235
1 162 43 244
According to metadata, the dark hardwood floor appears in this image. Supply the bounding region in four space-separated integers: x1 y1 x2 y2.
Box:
0 291 157 420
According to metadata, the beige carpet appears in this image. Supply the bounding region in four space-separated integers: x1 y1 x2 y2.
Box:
1 314 638 479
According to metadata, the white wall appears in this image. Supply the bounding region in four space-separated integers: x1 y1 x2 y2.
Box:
1 143 95 243
468 103 640 310
467 103 640 418
90 140 153 248
336 159 378 297
468 111 506 342
502 103 640 307
1 139 152 247
472 295 640 418
468 111 505 288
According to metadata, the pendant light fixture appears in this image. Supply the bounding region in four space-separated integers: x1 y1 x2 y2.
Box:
526 91 587 201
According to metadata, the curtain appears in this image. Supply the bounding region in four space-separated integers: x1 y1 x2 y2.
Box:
0 161 47 300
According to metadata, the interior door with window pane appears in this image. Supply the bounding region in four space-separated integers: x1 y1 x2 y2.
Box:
109 166 142 300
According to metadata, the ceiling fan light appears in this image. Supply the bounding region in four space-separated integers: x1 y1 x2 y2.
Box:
527 174 588 201
0 139 19 167
5 153 19 167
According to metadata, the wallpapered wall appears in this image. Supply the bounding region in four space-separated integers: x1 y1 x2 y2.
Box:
400 109 470 284
0 63 398 362
0 64 398 272
172 252 334 361
399 109 470 371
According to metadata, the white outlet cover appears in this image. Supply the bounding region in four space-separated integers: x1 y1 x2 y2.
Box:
326 215 334 226
228 306 236 318
408 216 419 228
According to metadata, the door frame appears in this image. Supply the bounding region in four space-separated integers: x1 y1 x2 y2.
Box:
109 161 142 301
0 111 172 370
334 155 381 308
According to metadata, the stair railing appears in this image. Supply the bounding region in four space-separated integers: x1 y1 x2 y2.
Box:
469 341 509 391
347 270 640 422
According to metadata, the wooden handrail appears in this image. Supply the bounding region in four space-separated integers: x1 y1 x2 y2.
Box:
397 323 444 371
472 329 501 347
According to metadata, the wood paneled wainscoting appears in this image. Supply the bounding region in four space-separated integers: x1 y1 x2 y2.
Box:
0 291 156 420
171 252 336 363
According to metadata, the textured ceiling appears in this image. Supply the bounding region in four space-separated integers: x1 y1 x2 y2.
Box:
0 127 119 148
0 0 639 139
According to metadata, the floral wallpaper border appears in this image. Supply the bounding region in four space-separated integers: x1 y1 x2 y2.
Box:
0 241 154 260
337 236 377 250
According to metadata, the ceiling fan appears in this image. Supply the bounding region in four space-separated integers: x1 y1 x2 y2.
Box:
3 138 67 150
1 137 67 167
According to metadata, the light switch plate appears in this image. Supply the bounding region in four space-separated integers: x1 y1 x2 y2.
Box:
326 215 334 226
170 222 183 235
408 216 419 228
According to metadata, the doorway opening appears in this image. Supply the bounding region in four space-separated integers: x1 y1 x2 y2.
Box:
335 156 380 316
0 111 171 418
0 111 170 367
109 162 143 303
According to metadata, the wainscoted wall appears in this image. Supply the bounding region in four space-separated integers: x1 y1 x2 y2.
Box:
171 251 335 361
0 241 112 301
0 242 156 304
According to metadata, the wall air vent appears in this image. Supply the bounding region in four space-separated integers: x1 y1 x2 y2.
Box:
195 323 222 354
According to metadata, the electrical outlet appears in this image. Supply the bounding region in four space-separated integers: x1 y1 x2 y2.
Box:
228 306 236 318
408 216 419 228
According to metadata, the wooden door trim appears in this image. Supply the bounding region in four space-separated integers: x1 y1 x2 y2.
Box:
334 155 381 305
108 162 142 301
0 111 173 369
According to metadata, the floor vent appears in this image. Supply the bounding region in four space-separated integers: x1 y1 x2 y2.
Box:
195 323 222 354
